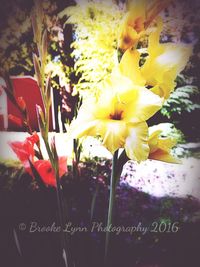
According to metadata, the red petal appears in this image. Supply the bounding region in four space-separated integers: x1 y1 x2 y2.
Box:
33 157 67 187
9 141 34 164
27 132 39 144
9 133 39 167
58 156 67 178
34 160 56 187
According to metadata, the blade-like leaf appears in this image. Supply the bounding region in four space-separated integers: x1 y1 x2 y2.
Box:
28 159 46 190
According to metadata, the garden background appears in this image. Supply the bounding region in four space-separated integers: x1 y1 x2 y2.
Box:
0 0 200 267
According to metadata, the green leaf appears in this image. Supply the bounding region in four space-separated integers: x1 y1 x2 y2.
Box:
28 159 46 190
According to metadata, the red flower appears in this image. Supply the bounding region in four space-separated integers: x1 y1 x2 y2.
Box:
33 157 67 187
27 132 39 144
9 132 39 168
9 134 67 187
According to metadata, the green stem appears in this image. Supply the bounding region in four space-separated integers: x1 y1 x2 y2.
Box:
44 138 54 163
41 75 72 266
55 167 71 267
90 182 99 221
105 149 118 264
43 136 71 267
72 138 80 180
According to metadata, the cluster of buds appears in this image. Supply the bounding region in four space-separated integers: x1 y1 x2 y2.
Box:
31 0 52 137
0 71 31 132
31 0 64 187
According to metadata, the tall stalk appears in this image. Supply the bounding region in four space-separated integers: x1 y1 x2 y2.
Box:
104 149 118 264
31 1 72 266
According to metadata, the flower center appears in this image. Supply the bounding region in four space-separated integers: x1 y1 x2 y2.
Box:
123 36 132 45
146 84 153 89
109 111 123 120
46 167 53 174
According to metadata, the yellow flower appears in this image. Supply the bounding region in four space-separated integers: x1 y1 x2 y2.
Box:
141 19 193 99
116 48 146 86
118 0 146 51
118 0 172 51
148 125 181 163
69 78 162 161
117 19 192 100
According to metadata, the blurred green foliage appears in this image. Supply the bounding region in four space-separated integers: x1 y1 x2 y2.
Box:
161 76 200 119
0 2 34 75
59 0 124 97
0 0 199 140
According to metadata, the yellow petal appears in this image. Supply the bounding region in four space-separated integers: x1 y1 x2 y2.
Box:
148 125 180 163
119 49 146 85
69 119 99 139
118 26 140 51
148 129 162 153
150 82 174 100
147 17 164 57
119 86 162 122
141 19 164 84
109 72 135 95
125 121 149 161
97 120 128 154
142 18 193 99
156 43 192 75
149 149 181 164
157 138 177 152
68 100 99 138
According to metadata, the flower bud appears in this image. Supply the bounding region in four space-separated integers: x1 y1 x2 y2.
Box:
35 0 44 28
33 53 42 89
8 114 23 127
36 104 45 135
41 29 48 65
50 136 58 161
45 72 52 107
31 13 41 45
31 0 43 45
17 96 26 112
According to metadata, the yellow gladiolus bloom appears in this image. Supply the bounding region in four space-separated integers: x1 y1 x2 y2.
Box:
117 20 192 100
141 19 193 99
69 78 162 161
148 126 181 163
118 0 146 51
118 0 172 51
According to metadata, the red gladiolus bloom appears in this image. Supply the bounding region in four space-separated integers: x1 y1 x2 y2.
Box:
9 132 39 168
33 157 67 187
10 134 67 187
